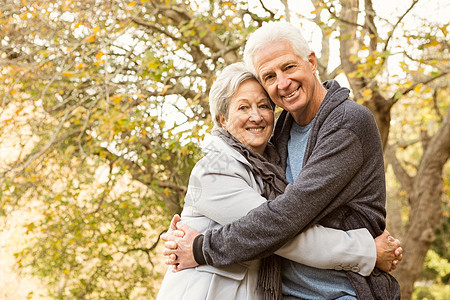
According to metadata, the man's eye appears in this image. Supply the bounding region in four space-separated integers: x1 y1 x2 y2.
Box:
264 75 275 84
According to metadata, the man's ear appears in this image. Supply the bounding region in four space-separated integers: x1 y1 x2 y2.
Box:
308 51 317 73
218 115 227 129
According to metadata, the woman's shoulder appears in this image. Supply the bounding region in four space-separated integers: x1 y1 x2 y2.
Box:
195 136 252 171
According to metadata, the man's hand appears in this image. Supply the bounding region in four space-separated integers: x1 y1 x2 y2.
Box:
374 230 403 272
160 214 201 272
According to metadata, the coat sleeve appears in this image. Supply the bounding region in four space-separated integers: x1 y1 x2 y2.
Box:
190 151 376 274
275 225 376 276
202 127 372 266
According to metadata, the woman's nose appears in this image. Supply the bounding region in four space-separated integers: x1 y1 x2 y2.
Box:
249 109 263 122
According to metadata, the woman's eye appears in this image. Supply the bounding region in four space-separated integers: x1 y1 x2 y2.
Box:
239 106 248 111
260 104 270 109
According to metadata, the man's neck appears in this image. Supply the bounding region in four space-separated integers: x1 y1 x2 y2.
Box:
292 81 327 126
292 97 322 126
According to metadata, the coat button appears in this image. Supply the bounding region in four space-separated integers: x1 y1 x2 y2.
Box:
351 266 360 273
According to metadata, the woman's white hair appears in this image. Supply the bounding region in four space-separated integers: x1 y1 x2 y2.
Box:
209 62 258 130
243 21 311 78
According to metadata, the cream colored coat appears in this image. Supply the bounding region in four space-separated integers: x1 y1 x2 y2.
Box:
157 136 376 300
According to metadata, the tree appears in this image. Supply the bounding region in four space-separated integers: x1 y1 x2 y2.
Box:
307 1 449 298
0 0 448 298
0 0 262 298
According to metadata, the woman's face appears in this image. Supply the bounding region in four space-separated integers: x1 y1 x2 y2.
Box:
220 79 274 155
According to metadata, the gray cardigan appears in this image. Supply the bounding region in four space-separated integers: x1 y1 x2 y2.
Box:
200 80 400 299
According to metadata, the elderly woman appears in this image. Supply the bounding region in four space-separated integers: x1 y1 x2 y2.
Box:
157 62 397 300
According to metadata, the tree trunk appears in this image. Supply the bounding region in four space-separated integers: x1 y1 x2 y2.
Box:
336 1 450 298
391 109 450 299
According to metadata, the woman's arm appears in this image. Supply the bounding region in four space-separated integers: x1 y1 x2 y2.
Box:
275 225 375 276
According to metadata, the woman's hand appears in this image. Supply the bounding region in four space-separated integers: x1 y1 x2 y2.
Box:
160 215 201 272
374 230 403 272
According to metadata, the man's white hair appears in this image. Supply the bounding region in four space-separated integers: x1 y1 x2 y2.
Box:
243 21 311 79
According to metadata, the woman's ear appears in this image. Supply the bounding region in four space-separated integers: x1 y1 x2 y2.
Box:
218 115 227 129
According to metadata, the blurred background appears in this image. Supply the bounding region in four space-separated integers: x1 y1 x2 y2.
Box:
0 0 448 299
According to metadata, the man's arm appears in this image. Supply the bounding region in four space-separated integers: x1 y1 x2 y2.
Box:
176 151 381 275
198 128 369 266
161 217 402 273
164 113 387 268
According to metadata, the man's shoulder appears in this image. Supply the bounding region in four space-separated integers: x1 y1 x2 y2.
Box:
329 99 376 127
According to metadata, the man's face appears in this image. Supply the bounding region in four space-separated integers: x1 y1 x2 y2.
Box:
253 41 319 123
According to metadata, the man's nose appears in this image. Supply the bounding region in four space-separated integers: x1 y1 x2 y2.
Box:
277 72 290 90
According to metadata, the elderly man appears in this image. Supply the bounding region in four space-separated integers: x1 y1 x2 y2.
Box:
161 22 401 299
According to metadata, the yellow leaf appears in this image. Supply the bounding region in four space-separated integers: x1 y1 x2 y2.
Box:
86 35 95 42
62 71 75 77
161 153 171 161
163 188 171 196
128 1 136 6
75 63 84 69
424 40 440 48
9 89 17 95
362 89 372 97
111 95 122 105
424 114 434 120
64 269 70 274
414 84 423 93
74 22 80 28
15 107 24 115
96 51 104 60
93 26 100 33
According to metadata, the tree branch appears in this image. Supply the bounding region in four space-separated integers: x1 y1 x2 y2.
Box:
364 0 378 52
382 0 419 54
258 0 276 19
391 72 449 104
385 144 414 195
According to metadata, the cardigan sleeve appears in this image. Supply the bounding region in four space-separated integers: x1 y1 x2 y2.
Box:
275 225 376 276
